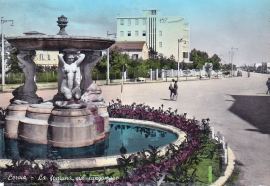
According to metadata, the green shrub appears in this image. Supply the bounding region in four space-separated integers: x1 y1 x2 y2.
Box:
6 72 24 84
36 71 58 82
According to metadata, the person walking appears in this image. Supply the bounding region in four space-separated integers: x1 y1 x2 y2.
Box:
248 71 250 78
173 80 178 100
169 79 175 99
266 78 270 94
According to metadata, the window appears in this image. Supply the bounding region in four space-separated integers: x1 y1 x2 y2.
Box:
142 30 146 36
40 54 43 60
183 52 188 58
160 18 167 23
135 19 138 25
135 31 138 36
143 19 146 25
48 54 50 60
120 31 124 37
159 31 162 36
151 10 156 15
128 19 131 26
120 19 124 25
132 54 138 60
128 31 131 36
159 42 162 48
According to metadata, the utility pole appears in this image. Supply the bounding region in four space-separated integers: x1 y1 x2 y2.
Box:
106 31 116 85
230 47 238 77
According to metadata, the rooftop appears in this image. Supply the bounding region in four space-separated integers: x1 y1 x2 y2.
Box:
110 41 147 50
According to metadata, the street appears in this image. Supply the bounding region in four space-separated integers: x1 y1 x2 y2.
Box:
0 71 270 185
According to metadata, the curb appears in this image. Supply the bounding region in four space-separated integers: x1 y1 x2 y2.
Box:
210 146 235 186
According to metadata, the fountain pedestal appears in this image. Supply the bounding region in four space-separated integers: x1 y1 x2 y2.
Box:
5 104 29 139
49 108 108 147
18 103 53 145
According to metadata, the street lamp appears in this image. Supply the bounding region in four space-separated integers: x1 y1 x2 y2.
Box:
177 38 186 81
230 47 238 77
106 31 116 85
1 17 14 90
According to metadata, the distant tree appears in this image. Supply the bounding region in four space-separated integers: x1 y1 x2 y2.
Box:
144 59 160 70
221 63 231 71
109 46 131 71
209 54 221 70
94 55 107 74
0 40 21 74
190 48 209 69
169 55 175 62
185 63 194 70
158 54 177 69
221 63 236 71
4 51 21 74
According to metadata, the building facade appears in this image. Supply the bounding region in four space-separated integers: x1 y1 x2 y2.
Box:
116 9 190 62
34 50 59 66
109 41 149 60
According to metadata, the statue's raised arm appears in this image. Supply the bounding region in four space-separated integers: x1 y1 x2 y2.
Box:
17 52 29 68
58 53 65 66
75 53 85 66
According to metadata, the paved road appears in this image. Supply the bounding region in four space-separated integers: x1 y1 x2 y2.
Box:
0 71 270 185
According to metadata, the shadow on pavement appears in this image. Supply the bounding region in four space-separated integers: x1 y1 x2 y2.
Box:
160 98 176 101
228 95 270 135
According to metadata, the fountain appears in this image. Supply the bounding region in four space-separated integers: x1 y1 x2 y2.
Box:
4 15 114 149
0 16 186 170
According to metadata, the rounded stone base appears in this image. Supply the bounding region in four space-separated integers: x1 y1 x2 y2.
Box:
49 108 107 147
4 104 29 139
26 103 54 120
16 103 53 145
18 118 49 145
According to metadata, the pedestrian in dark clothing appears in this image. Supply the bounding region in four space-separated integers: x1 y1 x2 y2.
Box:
248 71 250 78
169 83 174 99
266 78 270 94
173 81 178 100
169 79 175 99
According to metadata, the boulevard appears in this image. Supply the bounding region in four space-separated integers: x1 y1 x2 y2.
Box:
0 71 270 185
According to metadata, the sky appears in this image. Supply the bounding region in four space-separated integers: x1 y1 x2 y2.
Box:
0 0 270 66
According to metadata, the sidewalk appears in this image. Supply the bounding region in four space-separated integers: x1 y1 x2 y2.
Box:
1 75 230 93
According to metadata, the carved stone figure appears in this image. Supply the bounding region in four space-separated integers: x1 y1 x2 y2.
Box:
10 50 43 104
81 83 107 110
80 50 103 94
58 49 85 100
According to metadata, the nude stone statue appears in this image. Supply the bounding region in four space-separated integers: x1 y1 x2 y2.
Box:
10 50 43 104
58 50 85 100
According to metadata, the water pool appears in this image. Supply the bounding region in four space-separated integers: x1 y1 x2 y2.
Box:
0 121 177 160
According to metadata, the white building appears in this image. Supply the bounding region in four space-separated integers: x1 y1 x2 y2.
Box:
116 9 190 62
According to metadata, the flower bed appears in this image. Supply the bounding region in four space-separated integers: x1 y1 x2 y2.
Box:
107 100 213 184
0 101 226 185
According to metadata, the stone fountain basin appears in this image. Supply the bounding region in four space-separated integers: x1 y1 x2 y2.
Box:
0 118 187 169
7 35 115 51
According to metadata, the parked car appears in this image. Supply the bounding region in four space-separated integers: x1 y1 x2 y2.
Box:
222 71 230 75
136 77 145 82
